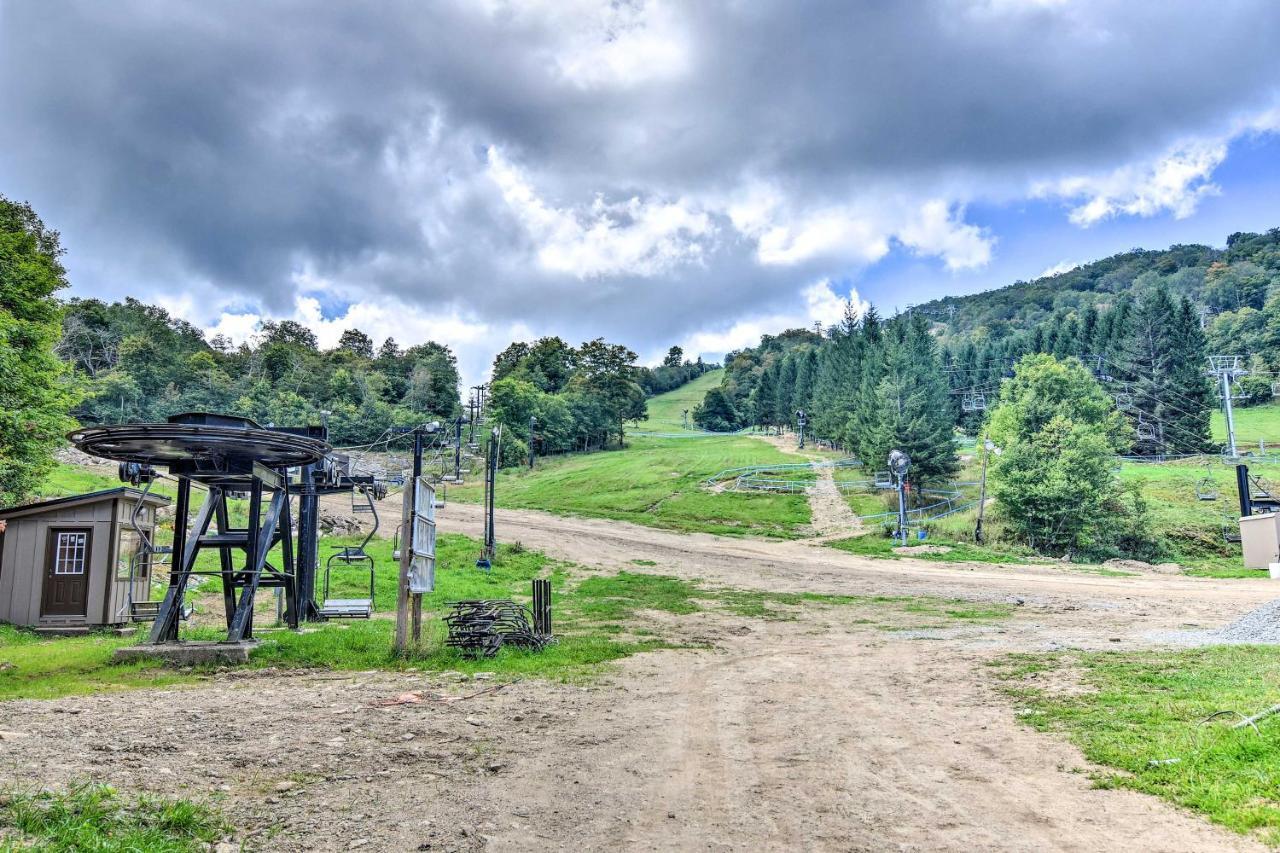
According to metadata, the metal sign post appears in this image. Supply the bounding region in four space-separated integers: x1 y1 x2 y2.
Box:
796 409 807 449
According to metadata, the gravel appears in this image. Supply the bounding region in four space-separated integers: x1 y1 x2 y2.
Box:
1211 597 1280 644
1148 597 1280 646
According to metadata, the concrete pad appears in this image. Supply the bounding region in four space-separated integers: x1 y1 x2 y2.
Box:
112 641 257 666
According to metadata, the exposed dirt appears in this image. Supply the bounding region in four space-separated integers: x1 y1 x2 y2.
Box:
805 464 864 540
6 470 1279 848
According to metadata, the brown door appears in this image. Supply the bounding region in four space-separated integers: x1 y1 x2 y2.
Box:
41 528 92 617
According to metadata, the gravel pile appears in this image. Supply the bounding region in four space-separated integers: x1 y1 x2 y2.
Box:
1211 597 1280 644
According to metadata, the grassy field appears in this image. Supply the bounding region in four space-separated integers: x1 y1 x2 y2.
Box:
453 432 811 537
1213 403 1280 446
635 368 725 432
1116 460 1258 577
997 647 1280 844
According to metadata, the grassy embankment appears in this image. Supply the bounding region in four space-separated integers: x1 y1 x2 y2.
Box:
450 371 813 537
997 647 1280 844
634 368 726 433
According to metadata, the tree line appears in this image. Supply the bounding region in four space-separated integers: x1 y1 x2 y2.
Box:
59 298 462 447
695 311 958 483
486 340 712 463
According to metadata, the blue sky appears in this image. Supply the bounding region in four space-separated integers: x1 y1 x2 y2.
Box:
3 1 1280 384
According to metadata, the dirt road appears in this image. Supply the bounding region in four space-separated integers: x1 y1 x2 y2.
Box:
1 503 1274 850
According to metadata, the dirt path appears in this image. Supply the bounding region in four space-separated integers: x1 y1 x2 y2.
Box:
806 464 864 539
2 504 1276 850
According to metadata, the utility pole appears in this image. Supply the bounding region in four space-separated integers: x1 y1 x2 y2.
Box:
1208 355 1246 458
796 409 807 449
528 416 537 469
396 426 425 652
974 438 1000 544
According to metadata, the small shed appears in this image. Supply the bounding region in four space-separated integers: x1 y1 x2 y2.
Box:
0 488 171 632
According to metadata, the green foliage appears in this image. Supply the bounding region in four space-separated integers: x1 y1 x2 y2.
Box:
691 386 739 431
987 354 1132 555
60 298 461 442
0 196 78 505
854 313 958 484
0 782 226 852
486 337 651 457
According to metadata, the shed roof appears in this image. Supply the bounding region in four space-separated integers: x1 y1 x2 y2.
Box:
0 487 171 521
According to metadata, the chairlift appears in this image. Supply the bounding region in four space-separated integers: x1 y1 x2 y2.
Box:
321 485 381 619
961 391 986 412
1195 475 1219 501
1222 516 1243 544
1113 391 1133 411
1135 421 1157 442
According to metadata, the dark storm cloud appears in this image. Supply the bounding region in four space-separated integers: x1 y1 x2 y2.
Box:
2 0 1279 358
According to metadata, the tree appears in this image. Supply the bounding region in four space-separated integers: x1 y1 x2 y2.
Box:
662 346 684 368
0 196 78 504
987 354 1132 554
337 328 374 359
692 387 739 431
855 314 957 485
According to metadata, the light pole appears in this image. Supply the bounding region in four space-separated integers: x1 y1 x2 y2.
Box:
796 409 807 449
974 437 1000 544
888 449 911 546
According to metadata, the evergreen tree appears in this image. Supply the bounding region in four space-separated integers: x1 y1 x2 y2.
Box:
856 314 957 485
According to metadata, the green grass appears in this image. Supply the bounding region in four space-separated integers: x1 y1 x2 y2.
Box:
827 531 1036 565
1115 461 1258 576
635 369 726 433
452 433 811 537
995 646 1280 843
0 782 225 851
1213 403 1280 446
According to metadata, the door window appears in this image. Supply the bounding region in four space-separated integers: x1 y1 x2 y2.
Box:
53 531 88 575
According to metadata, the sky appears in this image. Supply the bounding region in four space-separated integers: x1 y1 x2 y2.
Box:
4 1 1280 386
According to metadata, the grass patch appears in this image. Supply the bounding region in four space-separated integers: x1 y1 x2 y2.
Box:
450 433 811 537
0 626 191 702
826 532 1034 565
994 646 1280 842
635 369 726 433
0 782 225 851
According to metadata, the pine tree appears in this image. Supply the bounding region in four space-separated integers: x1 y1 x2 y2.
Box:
857 314 957 485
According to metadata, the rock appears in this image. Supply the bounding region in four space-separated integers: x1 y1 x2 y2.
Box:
473 672 495 680
273 781 295 792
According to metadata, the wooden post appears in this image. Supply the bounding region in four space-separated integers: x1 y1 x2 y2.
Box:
394 482 411 653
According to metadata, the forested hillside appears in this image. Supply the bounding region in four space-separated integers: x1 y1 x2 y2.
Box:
696 227 1280 463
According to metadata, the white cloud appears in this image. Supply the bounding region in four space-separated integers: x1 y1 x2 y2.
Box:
896 200 994 270
487 146 713 277
1037 137 1227 227
680 278 865 358
1037 260 1081 278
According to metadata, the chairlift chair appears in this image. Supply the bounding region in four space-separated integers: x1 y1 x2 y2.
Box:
961 392 986 412
1195 476 1219 501
320 485 381 619
1135 420 1157 442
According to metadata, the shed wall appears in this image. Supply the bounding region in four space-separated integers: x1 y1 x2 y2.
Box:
0 500 139 628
